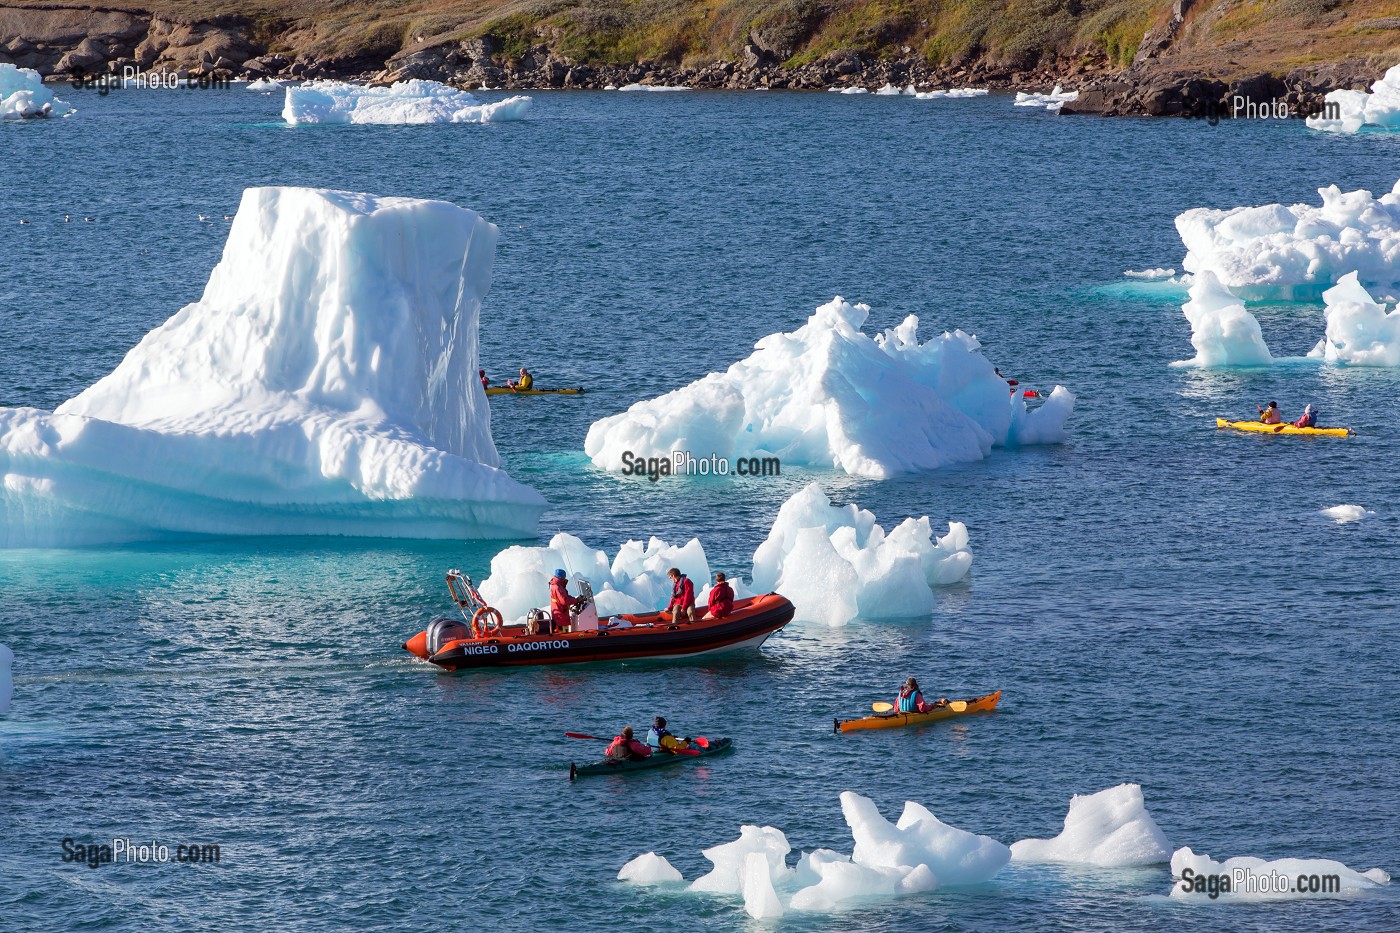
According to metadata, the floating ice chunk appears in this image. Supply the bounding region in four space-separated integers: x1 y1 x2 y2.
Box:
1170 846 1390 901
585 297 1073 479
751 484 971 625
1307 272 1400 365
915 88 989 99
282 79 531 124
247 77 284 91
1011 784 1170 868
0 643 11 715
874 83 907 96
0 63 74 118
1014 85 1077 110
1172 271 1273 367
789 853 907 911
0 187 546 546
741 851 786 919
618 852 684 885
1125 268 1177 280
618 83 690 92
1307 65 1400 133
845 792 1009 883
1176 181 1400 295
691 826 792 895
1321 504 1373 523
830 86 869 94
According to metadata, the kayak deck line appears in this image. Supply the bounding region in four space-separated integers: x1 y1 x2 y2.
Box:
484 386 586 396
570 737 734 780
1215 418 1351 438
835 691 1003 733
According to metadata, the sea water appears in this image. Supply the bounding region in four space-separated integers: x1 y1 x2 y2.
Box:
1 86 1398 931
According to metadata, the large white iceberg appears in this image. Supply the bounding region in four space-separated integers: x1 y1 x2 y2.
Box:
1172 271 1273 367
1307 65 1400 133
1307 272 1400 365
1171 846 1390 901
584 297 1074 479
1010 784 1171 868
1 63 74 118
1176 181 1400 296
752 484 971 625
691 825 794 896
0 187 546 546
282 79 531 124
1014 86 1077 110
0 643 11 715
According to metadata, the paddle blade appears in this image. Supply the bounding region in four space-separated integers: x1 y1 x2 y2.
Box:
692 736 710 749
565 732 605 741
949 700 968 712
871 702 895 713
673 748 701 756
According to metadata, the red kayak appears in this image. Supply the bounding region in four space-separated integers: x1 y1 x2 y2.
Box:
404 592 795 670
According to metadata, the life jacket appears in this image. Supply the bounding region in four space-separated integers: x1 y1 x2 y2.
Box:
518 372 533 390
1297 409 1317 428
898 687 922 713
606 736 631 760
708 582 734 619
671 575 694 609
646 727 671 748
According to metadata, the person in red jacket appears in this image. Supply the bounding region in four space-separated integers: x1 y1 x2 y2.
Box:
707 572 734 620
479 369 490 391
605 726 651 761
549 569 576 634
667 568 695 622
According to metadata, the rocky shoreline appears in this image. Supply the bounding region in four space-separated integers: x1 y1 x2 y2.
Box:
0 4 1385 117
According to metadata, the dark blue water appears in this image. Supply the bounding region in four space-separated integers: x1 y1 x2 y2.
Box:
2 85 1399 931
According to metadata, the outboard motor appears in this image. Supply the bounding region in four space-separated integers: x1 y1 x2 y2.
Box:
425 616 472 656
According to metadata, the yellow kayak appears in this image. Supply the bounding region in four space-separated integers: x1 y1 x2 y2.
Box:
485 387 585 396
1215 418 1349 438
835 691 1002 733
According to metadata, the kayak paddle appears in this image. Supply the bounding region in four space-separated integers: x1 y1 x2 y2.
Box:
871 702 894 713
949 700 968 712
692 736 710 749
565 732 607 741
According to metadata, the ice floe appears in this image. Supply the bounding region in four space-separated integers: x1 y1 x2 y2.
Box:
1014 86 1077 110
1307 272 1400 365
617 83 690 92
872 83 988 98
1176 181 1400 296
282 79 531 124
1010 784 1171 868
0 644 11 715
1306 64 1400 133
1171 846 1390 901
751 484 971 625
1172 271 1273 367
618 852 683 885
247 77 284 91
584 297 1074 479
0 186 545 546
0 63 74 118
1321 504 1373 523
1124 268 1177 280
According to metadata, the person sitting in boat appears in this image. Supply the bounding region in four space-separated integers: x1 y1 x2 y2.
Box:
549 569 576 635
897 677 948 714
508 367 534 391
479 369 490 391
606 726 652 761
646 716 691 753
706 572 734 620
1294 404 1317 428
1258 401 1282 424
667 568 695 623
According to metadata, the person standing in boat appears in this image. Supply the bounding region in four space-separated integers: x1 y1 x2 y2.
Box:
706 572 734 620
646 716 691 753
667 568 695 623
549 569 576 635
897 677 947 714
606 726 652 761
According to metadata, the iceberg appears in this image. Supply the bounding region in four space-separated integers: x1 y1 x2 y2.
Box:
0 186 546 546
282 79 531 124
691 825 793 896
618 852 684 885
1010 784 1171 868
1171 846 1390 901
1172 271 1273 367
1 63 74 118
1321 504 1373 523
0 643 11 715
751 484 971 625
617 83 690 92
247 77 284 92
1307 65 1400 133
916 88 988 99
1124 268 1177 280
1014 86 1077 110
1176 181 1400 296
1308 272 1400 365
584 297 1074 479
841 792 1010 884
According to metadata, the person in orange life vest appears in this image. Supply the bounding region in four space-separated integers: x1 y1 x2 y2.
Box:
479 369 490 391
707 572 734 620
667 568 695 622
897 677 947 714
549 569 576 634
605 726 652 761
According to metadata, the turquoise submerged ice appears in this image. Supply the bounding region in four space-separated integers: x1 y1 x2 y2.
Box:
0 187 545 545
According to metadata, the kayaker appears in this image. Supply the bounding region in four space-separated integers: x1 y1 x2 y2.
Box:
549 569 576 634
667 568 695 623
646 716 691 753
706 572 734 620
994 367 1019 392
606 726 652 761
897 677 947 714
508 367 534 391
1258 401 1282 424
1294 404 1317 428
479 369 490 391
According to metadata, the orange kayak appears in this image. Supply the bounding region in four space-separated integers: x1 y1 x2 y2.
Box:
835 691 1002 733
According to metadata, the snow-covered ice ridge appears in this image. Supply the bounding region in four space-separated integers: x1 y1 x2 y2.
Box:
585 297 1074 479
282 79 531 124
1177 180 1400 296
0 187 546 546
621 784 1388 918
1307 64 1400 133
1 63 74 118
478 483 969 626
